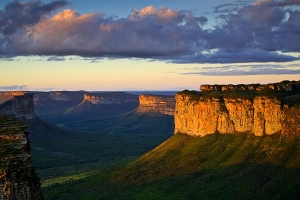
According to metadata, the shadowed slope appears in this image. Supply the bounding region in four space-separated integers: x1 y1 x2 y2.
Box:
107 133 300 200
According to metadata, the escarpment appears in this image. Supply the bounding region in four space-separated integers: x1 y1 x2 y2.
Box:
82 92 138 105
66 92 139 115
0 92 36 120
137 95 175 115
175 81 300 137
0 116 43 199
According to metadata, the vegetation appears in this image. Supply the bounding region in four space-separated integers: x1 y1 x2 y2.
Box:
179 80 300 106
0 116 26 164
36 133 300 200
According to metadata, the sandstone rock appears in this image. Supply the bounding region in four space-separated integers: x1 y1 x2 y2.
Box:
174 92 300 137
0 92 36 120
0 116 43 200
83 93 138 105
137 95 175 115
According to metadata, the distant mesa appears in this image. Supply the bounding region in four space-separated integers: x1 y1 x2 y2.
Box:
0 92 36 120
137 94 175 115
34 91 85 102
83 92 138 105
64 92 139 115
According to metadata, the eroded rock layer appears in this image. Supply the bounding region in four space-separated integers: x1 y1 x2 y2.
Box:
137 95 175 115
0 116 43 200
175 92 300 137
0 92 36 120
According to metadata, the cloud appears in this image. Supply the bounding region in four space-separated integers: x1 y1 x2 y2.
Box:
0 0 68 35
0 1 299 64
181 63 300 76
46 56 65 61
0 85 28 91
4 6 207 58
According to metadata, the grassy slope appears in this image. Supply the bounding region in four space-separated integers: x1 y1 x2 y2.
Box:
27 118 172 199
61 111 174 136
43 133 300 200
110 133 300 200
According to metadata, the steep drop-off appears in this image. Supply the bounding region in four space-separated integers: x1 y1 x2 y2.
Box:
175 83 300 137
175 92 300 137
0 116 43 200
65 92 139 115
0 92 36 120
136 95 175 115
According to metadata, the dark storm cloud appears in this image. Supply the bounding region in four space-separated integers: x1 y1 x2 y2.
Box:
0 0 68 35
0 85 28 90
0 0 299 65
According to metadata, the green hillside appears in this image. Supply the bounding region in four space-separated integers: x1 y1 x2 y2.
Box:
26 118 171 198
40 133 300 199
61 111 174 136
107 133 300 199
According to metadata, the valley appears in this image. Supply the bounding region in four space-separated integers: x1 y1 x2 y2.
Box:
0 80 300 199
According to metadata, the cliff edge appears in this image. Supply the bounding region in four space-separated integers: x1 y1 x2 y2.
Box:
175 81 300 137
0 92 36 120
0 116 43 199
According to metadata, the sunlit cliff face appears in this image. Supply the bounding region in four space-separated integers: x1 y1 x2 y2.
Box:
137 95 175 115
175 82 300 137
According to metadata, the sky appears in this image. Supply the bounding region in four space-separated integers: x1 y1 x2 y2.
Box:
0 0 300 91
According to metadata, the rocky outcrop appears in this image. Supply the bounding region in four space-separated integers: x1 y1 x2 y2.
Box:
0 92 36 120
174 92 300 137
0 116 43 199
136 95 175 115
200 81 300 92
83 92 138 105
34 91 85 102
66 92 139 115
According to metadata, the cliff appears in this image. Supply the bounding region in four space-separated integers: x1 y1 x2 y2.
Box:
0 92 36 120
82 92 138 105
0 116 43 199
65 92 139 115
34 91 85 102
136 95 175 115
175 83 300 137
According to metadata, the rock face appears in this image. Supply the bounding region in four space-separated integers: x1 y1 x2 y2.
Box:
174 92 300 137
0 92 36 119
34 91 84 102
67 92 139 115
83 92 138 105
137 95 175 115
0 116 43 200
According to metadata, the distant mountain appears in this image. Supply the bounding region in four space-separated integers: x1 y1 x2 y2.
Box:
34 91 139 125
34 91 85 116
60 94 175 136
64 92 139 116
